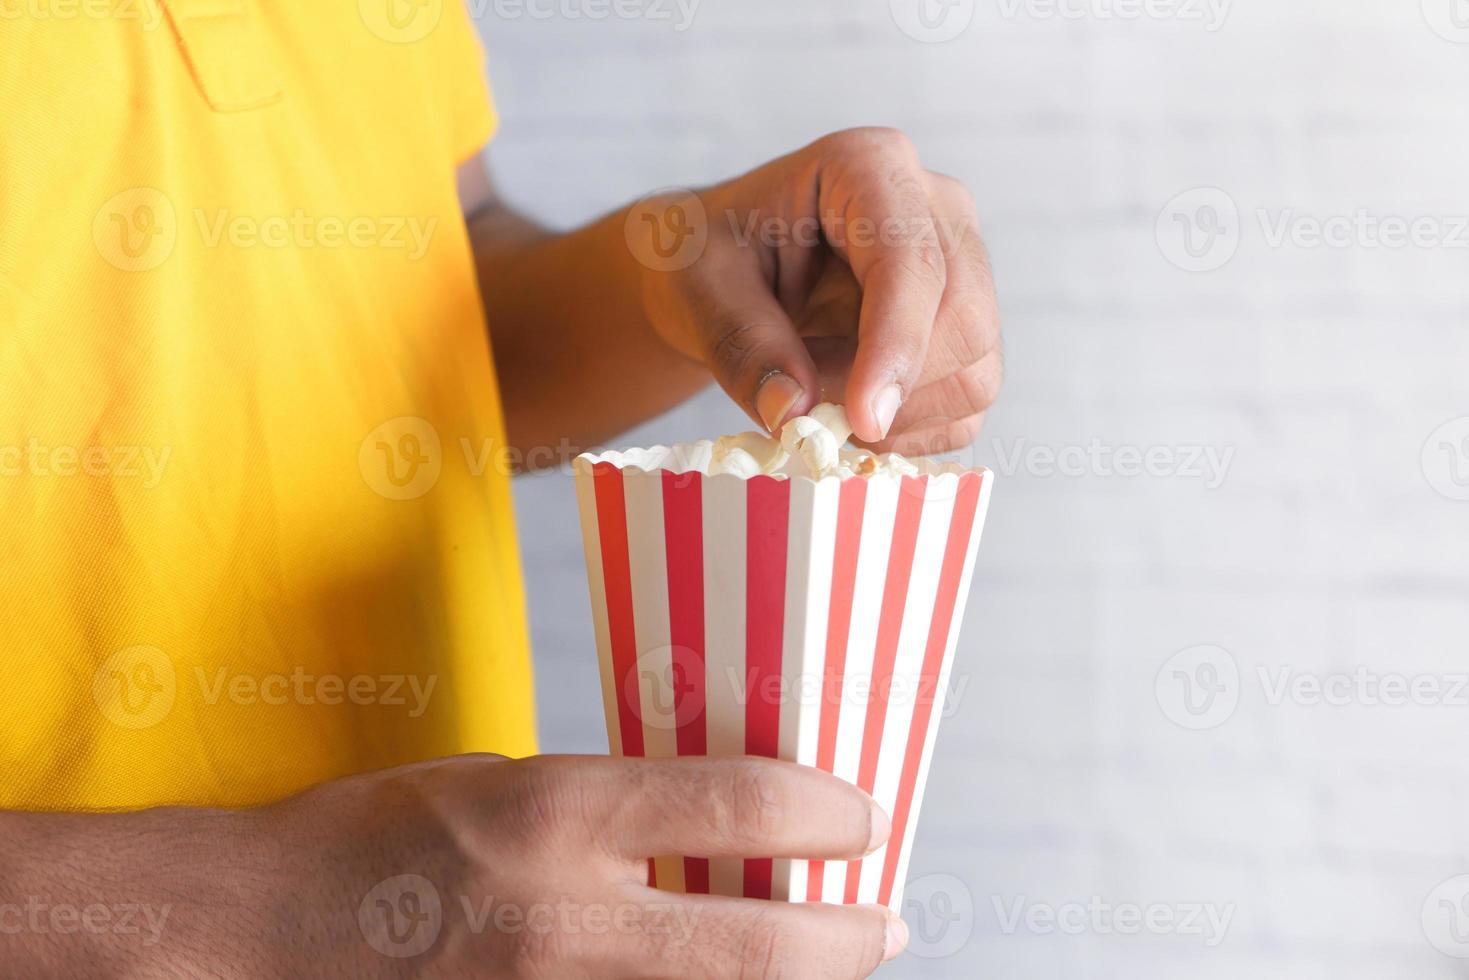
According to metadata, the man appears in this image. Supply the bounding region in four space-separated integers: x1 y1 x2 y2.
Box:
1 2 1000 975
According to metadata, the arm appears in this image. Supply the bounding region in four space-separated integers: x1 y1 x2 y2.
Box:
0 806 275 975
0 756 904 977
459 161 713 455
462 128 1003 464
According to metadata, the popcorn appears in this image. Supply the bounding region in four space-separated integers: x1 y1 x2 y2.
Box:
584 404 930 482
705 403 919 480
875 452 920 477
780 402 854 479
708 448 763 479
668 439 715 475
710 431 788 477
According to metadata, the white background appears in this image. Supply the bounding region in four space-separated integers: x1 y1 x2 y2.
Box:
471 1 1469 975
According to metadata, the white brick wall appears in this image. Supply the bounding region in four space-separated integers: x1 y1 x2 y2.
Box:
472 1 1469 975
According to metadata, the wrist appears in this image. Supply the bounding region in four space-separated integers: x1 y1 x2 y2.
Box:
0 806 273 978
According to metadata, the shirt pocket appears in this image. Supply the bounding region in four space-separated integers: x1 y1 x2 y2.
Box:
159 0 282 113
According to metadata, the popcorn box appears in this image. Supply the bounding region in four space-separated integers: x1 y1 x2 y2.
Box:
573 446 992 911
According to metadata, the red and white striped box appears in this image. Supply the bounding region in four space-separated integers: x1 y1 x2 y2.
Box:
573 449 993 911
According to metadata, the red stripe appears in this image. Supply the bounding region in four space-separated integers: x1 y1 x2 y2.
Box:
743 476 790 900
805 479 868 903
662 471 709 894
593 462 645 758
844 476 928 904
877 473 984 906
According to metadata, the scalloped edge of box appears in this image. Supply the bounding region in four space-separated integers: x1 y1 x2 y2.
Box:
572 447 990 489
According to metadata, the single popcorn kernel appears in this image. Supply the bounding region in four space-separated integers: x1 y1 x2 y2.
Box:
711 431 788 477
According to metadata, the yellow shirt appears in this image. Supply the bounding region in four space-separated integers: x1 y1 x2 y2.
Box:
0 0 536 810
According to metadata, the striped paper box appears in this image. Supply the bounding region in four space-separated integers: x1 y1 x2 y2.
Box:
573 449 992 912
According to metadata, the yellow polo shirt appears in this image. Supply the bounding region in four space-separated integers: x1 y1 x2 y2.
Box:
0 0 536 810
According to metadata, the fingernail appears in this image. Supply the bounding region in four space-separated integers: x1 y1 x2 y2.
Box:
756 372 805 433
867 803 891 854
883 912 909 961
872 384 903 439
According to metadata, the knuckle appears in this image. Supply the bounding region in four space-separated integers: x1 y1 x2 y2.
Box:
929 362 999 432
930 171 970 198
876 245 945 294
929 172 978 218
728 763 783 845
912 239 947 283
500 758 583 848
900 411 986 457
936 309 989 368
957 411 981 443
970 239 997 288
963 362 1002 414
849 911 888 978
956 413 987 444
934 204 981 254
706 318 763 381
939 217 981 255
961 291 997 332
937 292 999 368
737 909 794 980
824 127 918 166
828 125 889 146
863 126 917 158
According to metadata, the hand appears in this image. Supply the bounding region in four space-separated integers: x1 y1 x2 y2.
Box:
221 754 904 978
638 127 1002 452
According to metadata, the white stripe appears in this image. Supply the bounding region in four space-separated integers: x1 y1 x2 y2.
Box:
702 474 748 898
889 473 994 909
792 478 840 770
771 477 839 903
823 476 899 903
573 464 621 757
858 482 956 904
623 470 684 894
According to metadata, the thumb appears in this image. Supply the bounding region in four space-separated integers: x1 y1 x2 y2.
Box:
677 252 822 433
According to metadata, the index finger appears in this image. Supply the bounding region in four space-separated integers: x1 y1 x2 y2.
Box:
813 129 947 443
569 756 890 864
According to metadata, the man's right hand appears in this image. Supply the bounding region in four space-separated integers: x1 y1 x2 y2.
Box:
13 755 907 978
